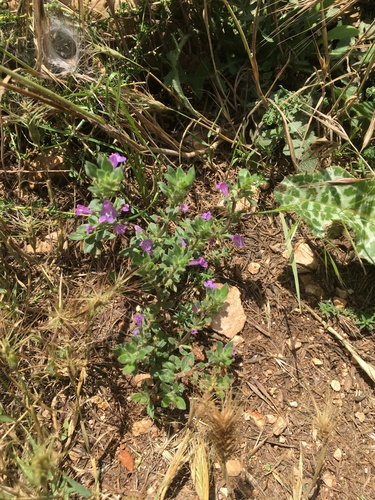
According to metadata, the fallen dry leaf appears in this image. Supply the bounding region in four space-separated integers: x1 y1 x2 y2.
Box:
118 448 135 471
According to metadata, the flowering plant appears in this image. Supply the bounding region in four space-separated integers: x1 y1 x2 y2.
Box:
69 153 263 416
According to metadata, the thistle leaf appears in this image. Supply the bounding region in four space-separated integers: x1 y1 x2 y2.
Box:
275 166 375 264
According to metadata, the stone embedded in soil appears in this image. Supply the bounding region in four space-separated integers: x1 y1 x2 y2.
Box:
333 296 347 308
333 448 342 461
131 417 154 436
304 282 324 299
246 410 266 430
322 471 337 488
355 411 366 423
272 415 287 436
226 459 242 477
247 262 261 275
312 357 323 366
283 241 318 271
330 380 341 392
210 285 246 339
286 339 302 350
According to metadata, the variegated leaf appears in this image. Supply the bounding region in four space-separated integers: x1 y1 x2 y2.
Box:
275 166 375 264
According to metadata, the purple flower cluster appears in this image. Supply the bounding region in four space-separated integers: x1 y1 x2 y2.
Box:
132 313 145 335
74 153 130 236
76 199 129 236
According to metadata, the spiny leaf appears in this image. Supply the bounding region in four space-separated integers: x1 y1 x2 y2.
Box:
275 166 375 264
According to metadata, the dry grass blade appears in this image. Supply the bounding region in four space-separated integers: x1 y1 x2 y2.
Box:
189 434 210 500
305 303 375 383
362 109 375 151
291 445 303 500
155 428 193 500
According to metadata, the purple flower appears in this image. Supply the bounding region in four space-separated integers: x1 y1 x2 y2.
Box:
201 211 211 221
85 225 96 235
113 224 127 235
121 203 130 212
180 203 189 213
132 328 140 336
140 239 153 256
134 225 142 233
75 204 92 216
134 313 145 328
180 238 187 248
99 200 118 224
204 279 216 289
192 303 199 313
191 329 198 335
216 182 229 197
109 152 127 168
189 256 208 268
230 234 245 248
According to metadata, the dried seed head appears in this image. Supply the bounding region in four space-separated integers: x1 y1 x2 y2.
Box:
203 395 241 463
313 401 336 442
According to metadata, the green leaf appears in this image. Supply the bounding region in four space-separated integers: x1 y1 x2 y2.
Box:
275 166 375 264
64 475 93 498
0 415 15 423
122 363 137 375
132 392 150 404
84 161 98 179
68 225 87 241
175 396 187 410
327 25 359 40
157 368 176 384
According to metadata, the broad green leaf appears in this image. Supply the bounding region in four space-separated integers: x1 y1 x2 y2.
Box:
327 25 359 40
275 166 375 264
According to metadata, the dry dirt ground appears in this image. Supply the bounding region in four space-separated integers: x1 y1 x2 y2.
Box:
1 160 375 499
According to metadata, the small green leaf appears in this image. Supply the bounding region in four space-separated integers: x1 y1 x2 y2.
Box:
132 392 150 404
122 364 137 375
175 396 187 410
84 161 98 179
64 475 93 498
